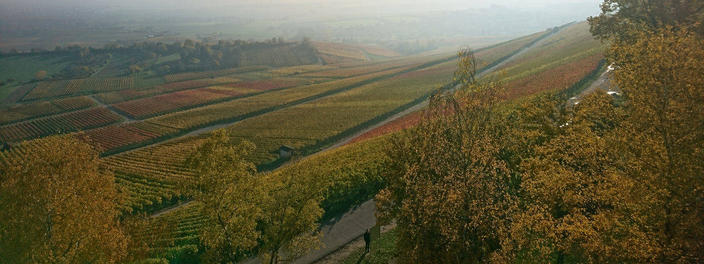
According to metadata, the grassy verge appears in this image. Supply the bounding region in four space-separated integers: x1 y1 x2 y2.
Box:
342 228 399 264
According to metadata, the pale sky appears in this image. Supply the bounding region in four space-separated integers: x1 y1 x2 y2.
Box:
1 0 602 13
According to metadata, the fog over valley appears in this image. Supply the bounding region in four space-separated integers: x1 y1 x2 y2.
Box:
0 0 601 52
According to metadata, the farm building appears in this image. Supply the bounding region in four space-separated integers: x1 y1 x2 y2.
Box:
279 145 295 159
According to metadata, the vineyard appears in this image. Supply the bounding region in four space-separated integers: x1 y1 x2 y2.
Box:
80 121 180 153
144 135 391 258
100 137 203 211
0 107 122 143
2 84 36 104
148 67 413 131
84 55 457 217
0 96 95 125
489 22 603 81
347 110 423 145
163 66 269 82
300 55 441 78
224 61 454 164
23 77 135 100
503 53 604 99
312 41 370 63
227 79 303 91
112 86 251 119
269 64 337 75
355 44 402 58
140 202 205 261
94 76 242 104
473 31 548 69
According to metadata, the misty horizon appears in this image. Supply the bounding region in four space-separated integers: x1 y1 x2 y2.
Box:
0 0 601 52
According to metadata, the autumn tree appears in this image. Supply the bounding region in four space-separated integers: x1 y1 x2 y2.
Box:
0 135 127 263
183 129 266 263
258 169 325 264
588 0 704 41
497 24 704 264
495 92 646 263
376 49 518 263
608 27 704 262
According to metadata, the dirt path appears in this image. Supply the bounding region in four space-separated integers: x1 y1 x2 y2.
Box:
150 201 193 218
313 223 397 264
87 95 136 123
568 65 617 105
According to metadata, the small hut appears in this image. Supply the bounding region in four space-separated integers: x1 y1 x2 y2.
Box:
278 145 295 159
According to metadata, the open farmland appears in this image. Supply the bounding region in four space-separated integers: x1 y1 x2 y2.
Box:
312 41 370 63
0 55 73 84
22 77 135 100
1 26 578 215
300 54 449 78
224 60 455 165
147 65 421 131
0 96 95 125
9 27 558 217
80 121 181 153
487 22 604 81
503 53 604 99
95 52 466 214
0 107 122 143
93 76 243 104
112 86 255 119
100 138 202 211
162 66 268 82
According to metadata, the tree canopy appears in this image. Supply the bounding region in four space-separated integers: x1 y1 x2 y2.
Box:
588 0 704 41
379 2 704 262
0 135 127 263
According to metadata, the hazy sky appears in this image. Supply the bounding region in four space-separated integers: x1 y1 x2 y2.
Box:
0 0 604 51
1 0 603 14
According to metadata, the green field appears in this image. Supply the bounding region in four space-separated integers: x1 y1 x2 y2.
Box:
0 54 72 83
0 54 74 101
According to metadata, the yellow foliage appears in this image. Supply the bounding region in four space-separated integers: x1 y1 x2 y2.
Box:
0 135 127 263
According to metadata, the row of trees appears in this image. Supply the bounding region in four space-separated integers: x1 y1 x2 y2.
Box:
377 0 704 263
6 38 320 81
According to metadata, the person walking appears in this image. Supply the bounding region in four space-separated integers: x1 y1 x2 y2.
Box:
364 228 371 254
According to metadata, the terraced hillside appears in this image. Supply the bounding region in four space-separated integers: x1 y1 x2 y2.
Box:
0 24 608 263
101 28 574 262
485 22 605 99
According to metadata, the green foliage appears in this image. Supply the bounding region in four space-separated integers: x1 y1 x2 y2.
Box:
0 55 72 84
163 245 200 264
